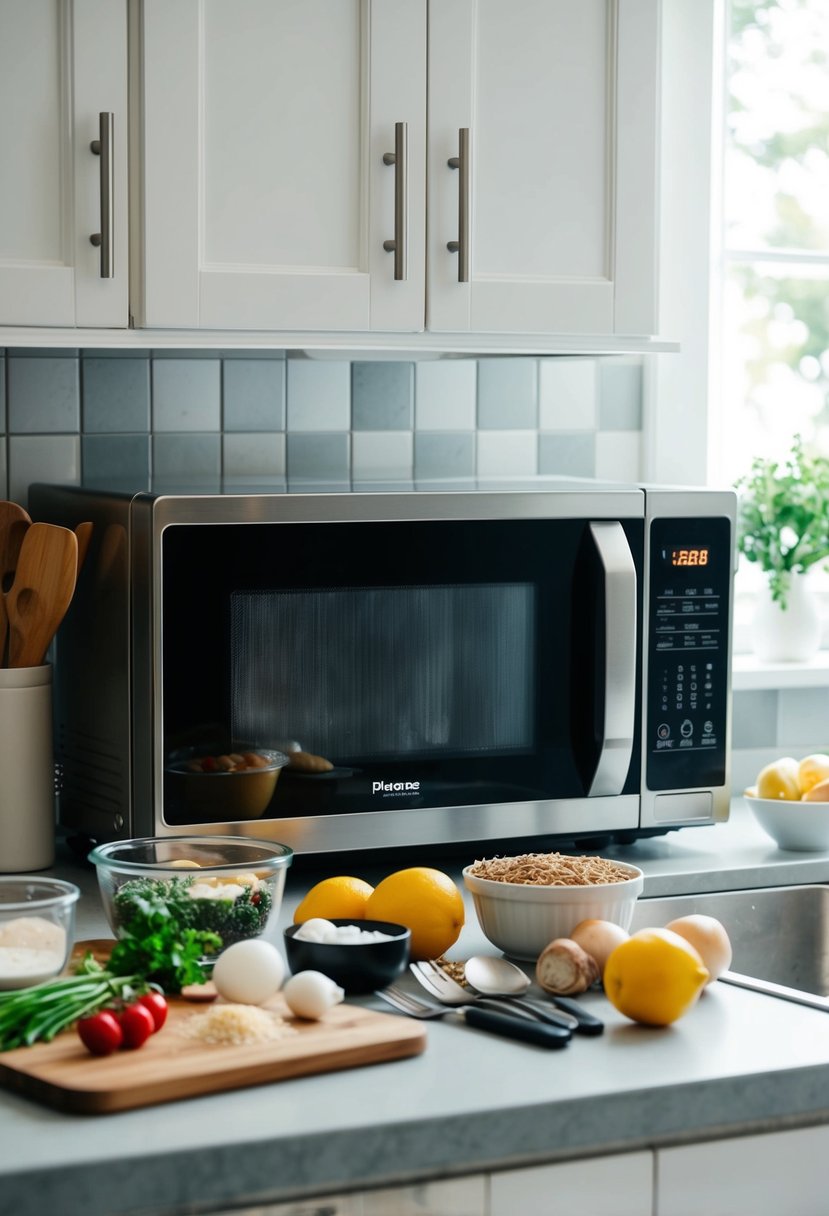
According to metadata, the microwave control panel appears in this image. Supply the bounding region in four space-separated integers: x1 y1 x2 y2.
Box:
645 516 732 791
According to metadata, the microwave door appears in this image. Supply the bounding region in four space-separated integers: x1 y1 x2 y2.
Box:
585 522 638 797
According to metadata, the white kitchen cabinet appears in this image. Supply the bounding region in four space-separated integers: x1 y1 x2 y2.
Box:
137 0 426 332
656 1125 829 1216
0 0 128 327
210 1174 486 1215
428 0 660 337
490 1152 653 1216
137 0 660 339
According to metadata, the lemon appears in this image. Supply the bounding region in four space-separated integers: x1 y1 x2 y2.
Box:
755 757 801 801
293 875 374 924
603 928 710 1026
365 867 465 961
797 753 829 796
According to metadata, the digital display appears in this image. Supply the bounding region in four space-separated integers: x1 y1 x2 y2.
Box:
668 547 709 567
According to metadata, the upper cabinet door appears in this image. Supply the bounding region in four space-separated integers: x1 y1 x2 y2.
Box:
427 0 660 337
139 0 426 331
0 0 128 327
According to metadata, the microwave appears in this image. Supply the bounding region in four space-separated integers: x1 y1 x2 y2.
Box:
32 479 736 856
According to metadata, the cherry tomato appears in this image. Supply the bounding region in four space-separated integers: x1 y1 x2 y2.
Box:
77 1010 123 1056
136 991 168 1033
118 1002 156 1050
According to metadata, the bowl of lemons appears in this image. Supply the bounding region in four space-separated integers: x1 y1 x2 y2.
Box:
744 753 829 852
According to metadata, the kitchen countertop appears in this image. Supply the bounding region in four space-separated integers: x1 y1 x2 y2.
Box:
1 801 828 1216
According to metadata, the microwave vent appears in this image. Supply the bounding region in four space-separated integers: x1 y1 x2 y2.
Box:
56 724 128 819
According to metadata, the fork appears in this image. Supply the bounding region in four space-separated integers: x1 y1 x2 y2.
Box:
375 984 571 1048
410 960 577 1034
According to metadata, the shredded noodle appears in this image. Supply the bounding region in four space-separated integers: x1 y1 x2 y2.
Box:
468 852 633 887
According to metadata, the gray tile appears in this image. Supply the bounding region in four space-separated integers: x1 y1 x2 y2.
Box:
223 359 286 432
477 358 537 429
82 435 150 484
82 357 150 433
78 348 151 358
8 435 80 507
476 431 537 477
7 355 80 433
538 359 598 430
219 349 286 360
351 362 414 431
286 433 350 480
415 360 477 430
0 353 5 430
152 434 221 481
595 431 642 481
151 359 221 431
287 360 350 432
0 438 6 498
414 432 476 480
222 432 285 479
7 347 80 358
598 360 643 431
538 433 596 478
732 690 779 750
351 431 413 479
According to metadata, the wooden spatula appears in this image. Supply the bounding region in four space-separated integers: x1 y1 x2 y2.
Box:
0 501 32 661
6 523 78 668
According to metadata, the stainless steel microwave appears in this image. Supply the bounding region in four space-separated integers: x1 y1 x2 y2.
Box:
31 479 736 855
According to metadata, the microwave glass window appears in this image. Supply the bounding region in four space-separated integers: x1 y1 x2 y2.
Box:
229 583 535 762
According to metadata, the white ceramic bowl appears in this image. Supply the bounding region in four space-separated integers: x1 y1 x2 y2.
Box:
462 859 644 961
744 791 829 852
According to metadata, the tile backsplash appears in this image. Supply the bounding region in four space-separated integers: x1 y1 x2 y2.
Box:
0 348 644 504
731 687 829 792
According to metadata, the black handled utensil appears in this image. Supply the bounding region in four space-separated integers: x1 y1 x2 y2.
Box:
544 994 605 1035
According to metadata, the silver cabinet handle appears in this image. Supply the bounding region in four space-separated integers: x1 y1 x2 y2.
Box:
586 522 637 797
447 126 470 282
89 112 114 279
382 121 408 281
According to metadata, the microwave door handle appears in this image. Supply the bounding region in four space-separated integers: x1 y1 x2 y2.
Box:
586 522 637 797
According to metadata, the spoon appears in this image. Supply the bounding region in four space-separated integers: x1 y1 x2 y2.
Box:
0 502 32 662
465 955 604 1036
6 523 79 668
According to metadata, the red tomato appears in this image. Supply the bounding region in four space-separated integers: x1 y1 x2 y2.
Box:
118 1002 156 1050
77 1010 123 1056
136 991 168 1033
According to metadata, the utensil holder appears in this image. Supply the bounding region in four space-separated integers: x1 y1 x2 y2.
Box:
0 665 55 872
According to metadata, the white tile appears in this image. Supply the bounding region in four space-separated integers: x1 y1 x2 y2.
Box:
222 432 285 479
476 431 537 477
151 359 221 431
351 431 413 479
287 360 351 431
539 358 597 430
415 360 477 430
8 435 80 508
777 688 829 748
595 430 642 481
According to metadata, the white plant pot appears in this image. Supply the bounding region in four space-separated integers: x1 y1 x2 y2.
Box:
752 575 821 663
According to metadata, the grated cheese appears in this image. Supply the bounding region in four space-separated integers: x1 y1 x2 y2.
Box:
179 1002 295 1046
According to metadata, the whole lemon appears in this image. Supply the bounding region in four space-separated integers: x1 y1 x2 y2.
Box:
755 757 801 801
293 875 374 924
603 927 709 1026
365 867 465 961
797 753 829 796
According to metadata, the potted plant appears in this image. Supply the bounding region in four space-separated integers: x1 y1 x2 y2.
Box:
735 435 829 661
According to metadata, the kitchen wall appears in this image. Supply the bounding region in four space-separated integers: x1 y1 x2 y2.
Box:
0 348 644 504
731 688 829 793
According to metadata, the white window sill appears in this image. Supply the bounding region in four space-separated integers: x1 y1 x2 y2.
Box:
732 651 829 691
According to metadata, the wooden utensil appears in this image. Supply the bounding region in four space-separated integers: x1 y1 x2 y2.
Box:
6 523 79 668
0 502 32 662
75 521 93 573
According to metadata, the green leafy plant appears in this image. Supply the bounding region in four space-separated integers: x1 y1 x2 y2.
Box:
735 435 829 607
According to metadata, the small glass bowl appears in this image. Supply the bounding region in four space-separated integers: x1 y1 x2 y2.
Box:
88 836 293 953
0 876 80 989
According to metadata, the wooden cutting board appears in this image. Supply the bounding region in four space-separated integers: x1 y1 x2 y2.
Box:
0 943 426 1114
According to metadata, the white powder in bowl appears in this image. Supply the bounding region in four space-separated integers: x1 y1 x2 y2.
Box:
0 917 67 989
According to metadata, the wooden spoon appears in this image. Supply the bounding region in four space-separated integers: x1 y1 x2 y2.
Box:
6 523 79 668
0 501 32 662
75 521 94 573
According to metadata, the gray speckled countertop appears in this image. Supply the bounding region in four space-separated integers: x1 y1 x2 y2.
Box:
1 801 828 1216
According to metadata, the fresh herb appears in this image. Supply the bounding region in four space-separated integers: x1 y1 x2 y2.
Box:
0 956 142 1052
735 434 829 607
108 879 224 992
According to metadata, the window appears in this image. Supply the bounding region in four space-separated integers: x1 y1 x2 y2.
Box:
716 0 829 487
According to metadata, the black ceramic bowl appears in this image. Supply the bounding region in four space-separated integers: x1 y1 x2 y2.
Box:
284 918 411 995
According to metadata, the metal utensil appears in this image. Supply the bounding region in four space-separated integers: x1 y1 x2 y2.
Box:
377 984 571 1048
464 955 604 1036
410 960 574 1038
0 502 32 663
6 523 78 668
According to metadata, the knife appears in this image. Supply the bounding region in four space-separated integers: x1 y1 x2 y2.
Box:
462 1005 572 1048
543 994 605 1036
